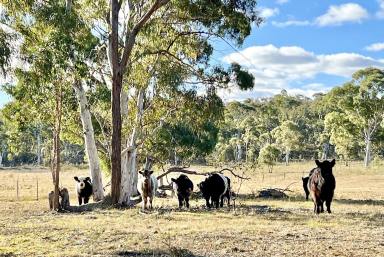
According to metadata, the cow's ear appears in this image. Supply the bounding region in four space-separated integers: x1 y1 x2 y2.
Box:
149 170 154 175
315 160 321 167
85 177 91 182
171 178 176 182
330 159 336 167
74 176 80 182
302 177 305 181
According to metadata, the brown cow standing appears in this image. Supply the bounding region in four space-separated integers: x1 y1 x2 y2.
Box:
137 170 158 210
308 159 336 214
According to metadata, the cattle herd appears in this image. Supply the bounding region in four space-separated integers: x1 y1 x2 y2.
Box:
50 159 336 214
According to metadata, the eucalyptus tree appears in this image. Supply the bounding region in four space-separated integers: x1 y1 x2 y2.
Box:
324 111 360 164
258 144 280 173
352 68 384 167
73 0 261 204
272 120 302 165
0 0 106 201
325 68 384 167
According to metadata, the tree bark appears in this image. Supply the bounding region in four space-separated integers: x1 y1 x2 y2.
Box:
119 89 144 205
111 71 123 203
52 85 62 211
73 80 104 201
110 0 122 204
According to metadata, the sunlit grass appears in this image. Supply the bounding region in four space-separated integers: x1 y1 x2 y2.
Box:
0 162 383 256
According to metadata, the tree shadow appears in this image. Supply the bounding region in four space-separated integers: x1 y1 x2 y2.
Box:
335 199 384 206
115 248 204 257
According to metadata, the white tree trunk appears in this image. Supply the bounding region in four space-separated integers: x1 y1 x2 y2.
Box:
119 89 145 205
0 152 3 167
364 138 372 167
285 150 290 166
36 128 42 165
73 81 104 201
236 143 243 162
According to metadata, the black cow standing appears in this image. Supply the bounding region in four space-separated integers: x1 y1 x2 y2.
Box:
171 175 194 208
308 159 336 214
198 173 231 208
302 176 310 200
74 176 93 205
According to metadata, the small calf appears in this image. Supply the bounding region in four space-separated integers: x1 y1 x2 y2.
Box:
137 170 158 210
48 187 70 210
171 175 194 208
74 176 93 205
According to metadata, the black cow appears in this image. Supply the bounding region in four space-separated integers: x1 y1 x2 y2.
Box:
171 174 194 208
198 173 231 208
302 176 310 200
308 159 336 214
74 176 93 205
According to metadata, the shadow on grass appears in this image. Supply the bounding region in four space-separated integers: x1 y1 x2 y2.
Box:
115 248 203 257
335 199 384 206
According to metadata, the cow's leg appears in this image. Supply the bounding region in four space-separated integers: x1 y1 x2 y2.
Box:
212 197 220 208
143 196 147 210
326 199 332 213
316 199 322 214
178 195 183 208
226 190 231 207
84 196 90 204
220 195 224 207
149 196 153 209
205 197 211 208
185 196 190 209
78 196 83 206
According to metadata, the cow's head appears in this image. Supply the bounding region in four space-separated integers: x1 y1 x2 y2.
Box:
139 170 153 178
315 159 335 175
74 176 91 190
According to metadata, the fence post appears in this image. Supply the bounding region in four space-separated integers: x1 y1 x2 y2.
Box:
36 178 39 201
16 178 19 201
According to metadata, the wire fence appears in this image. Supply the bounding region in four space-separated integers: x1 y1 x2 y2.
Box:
0 160 380 202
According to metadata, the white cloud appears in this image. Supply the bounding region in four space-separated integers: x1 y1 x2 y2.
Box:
315 3 369 26
276 0 289 5
272 20 311 27
221 44 384 99
365 42 384 52
272 3 369 28
259 7 279 19
377 0 384 18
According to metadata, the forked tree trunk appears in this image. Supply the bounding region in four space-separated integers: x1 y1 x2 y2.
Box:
73 81 104 201
119 89 144 205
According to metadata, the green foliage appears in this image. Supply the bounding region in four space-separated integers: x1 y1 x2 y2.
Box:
258 144 280 172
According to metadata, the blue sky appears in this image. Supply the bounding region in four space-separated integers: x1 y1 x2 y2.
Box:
217 0 384 101
1 0 384 105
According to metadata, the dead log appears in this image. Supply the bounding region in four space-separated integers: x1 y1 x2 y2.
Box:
258 188 288 198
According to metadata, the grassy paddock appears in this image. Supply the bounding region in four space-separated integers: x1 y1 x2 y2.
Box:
0 162 383 257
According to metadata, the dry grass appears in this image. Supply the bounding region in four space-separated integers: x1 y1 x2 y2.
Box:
0 161 383 257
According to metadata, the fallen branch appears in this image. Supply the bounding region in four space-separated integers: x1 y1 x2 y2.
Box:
156 166 251 180
216 168 250 180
